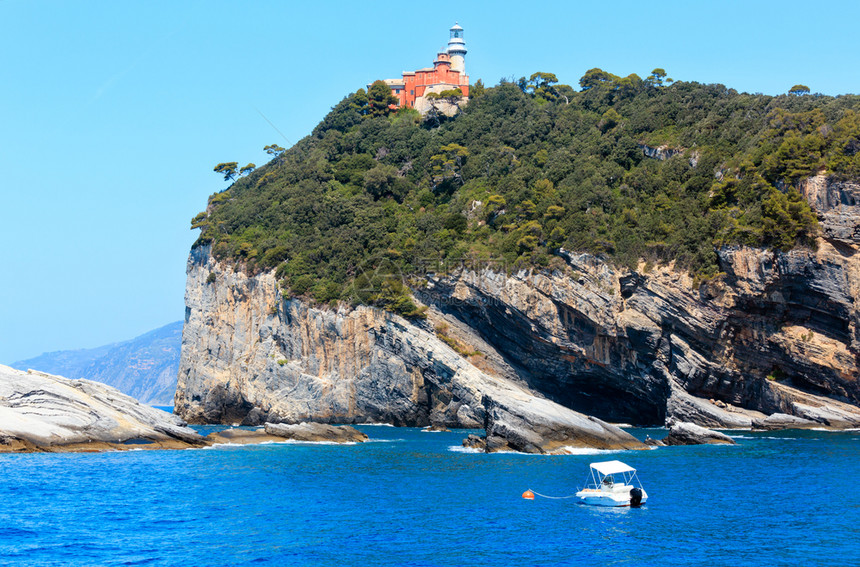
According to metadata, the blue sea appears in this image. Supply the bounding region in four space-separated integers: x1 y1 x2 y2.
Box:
0 418 857 566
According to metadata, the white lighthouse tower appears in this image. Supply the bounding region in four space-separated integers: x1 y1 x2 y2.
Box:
447 23 467 74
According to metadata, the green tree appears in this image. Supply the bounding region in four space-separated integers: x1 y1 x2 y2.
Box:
264 144 286 161
829 110 860 178
484 194 507 224
426 88 464 106
789 84 811 96
240 163 256 176
367 80 398 117
439 88 464 104
430 143 469 191
579 68 618 90
351 88 369 114
760 187 818 249
544 205 565 220
527 72 560 101
470 79 485 98
363 164 398 199
213 162 238 181
646 68 667 87
599 108 622 131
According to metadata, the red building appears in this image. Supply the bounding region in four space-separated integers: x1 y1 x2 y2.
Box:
380 23 470 110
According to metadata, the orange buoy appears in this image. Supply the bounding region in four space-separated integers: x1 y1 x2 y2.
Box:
522 490 535 500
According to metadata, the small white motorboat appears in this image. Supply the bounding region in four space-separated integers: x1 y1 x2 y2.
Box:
575 460 648 507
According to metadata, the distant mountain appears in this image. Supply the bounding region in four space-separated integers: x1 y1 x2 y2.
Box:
11 321 183 406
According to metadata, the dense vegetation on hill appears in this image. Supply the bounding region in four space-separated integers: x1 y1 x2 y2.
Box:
192 69 860 315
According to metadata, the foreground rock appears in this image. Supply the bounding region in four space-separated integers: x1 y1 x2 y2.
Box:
206 423 367 445
264 422 368 443
752 413 819 430
479 391 644 453
0 364 203 453
662 421 736 446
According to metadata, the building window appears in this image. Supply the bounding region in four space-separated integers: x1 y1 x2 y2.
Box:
410 90 414 95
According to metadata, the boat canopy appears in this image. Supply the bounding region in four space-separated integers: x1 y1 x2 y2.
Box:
590 460 636 476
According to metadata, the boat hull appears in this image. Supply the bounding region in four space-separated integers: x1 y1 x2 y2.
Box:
575 489 648 507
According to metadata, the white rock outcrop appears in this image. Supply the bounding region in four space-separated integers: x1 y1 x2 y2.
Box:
0 364 202 451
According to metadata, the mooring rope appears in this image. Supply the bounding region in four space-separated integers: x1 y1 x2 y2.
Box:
528 489 579 499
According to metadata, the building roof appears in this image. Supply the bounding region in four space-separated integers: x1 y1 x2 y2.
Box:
451 22 463 30
590 460 635 475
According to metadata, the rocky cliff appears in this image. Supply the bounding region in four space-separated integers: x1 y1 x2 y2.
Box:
417 240 860 428
176 176 860 435
174 245 643 452
799 174 860 247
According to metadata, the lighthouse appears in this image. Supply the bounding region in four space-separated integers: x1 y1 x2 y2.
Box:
447 23 467 74
377 23 470 113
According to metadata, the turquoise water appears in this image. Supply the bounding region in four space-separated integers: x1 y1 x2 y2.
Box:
0 425 857 566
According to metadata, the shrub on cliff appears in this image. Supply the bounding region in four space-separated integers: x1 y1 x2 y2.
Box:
192 70 859 313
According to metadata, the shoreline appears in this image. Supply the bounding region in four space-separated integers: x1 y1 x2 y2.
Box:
3 422 856 455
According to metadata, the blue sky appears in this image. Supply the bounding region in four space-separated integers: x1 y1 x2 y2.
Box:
1 0 858 363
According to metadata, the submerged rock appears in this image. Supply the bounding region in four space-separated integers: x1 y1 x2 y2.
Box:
462 434 486 451
643 435 666 447
0 364 203 452
662 421 736 446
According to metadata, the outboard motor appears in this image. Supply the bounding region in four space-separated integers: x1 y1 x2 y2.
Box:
629 487 643 507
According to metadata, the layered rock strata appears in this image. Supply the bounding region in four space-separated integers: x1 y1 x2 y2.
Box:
414 242 860 428
206 423 367 445
264 422 368 443
175 246 644 453
0 364 202 452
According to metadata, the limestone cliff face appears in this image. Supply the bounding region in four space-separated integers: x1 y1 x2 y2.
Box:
799 174 860 246
175 245 643 451
177 244 452 426
177 175 860 432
